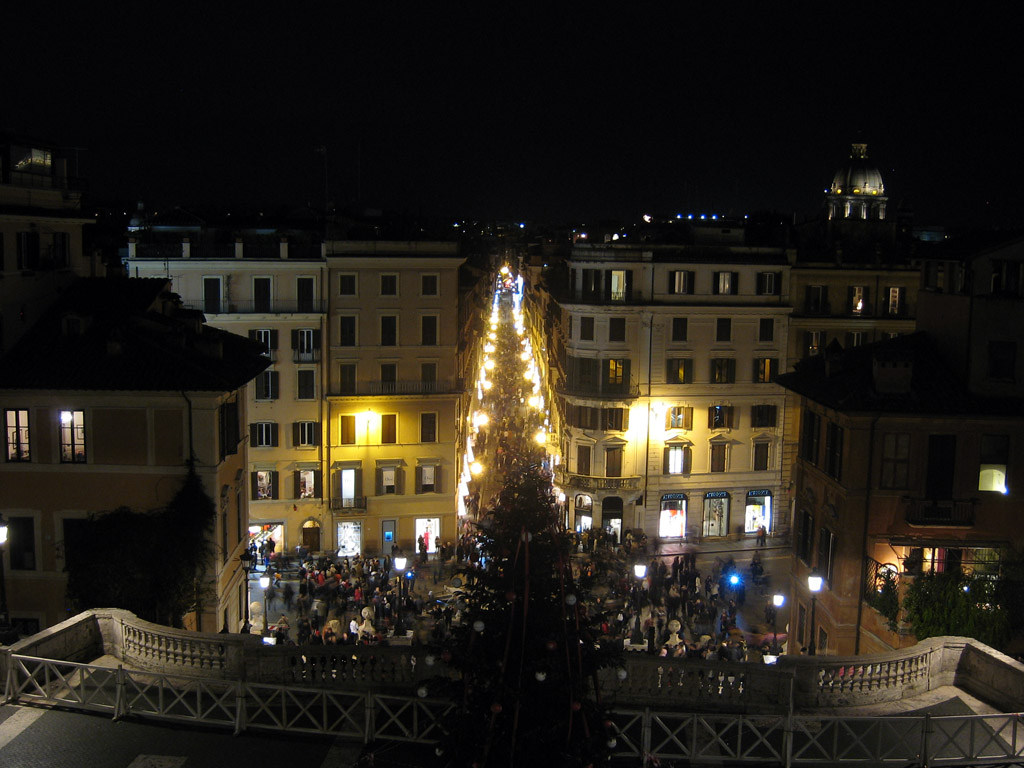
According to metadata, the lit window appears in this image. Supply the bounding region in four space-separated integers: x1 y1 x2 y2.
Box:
666 445 691 474
851 286 866 315
381 466 397 494
60 409 86 463
297 469 317 498
667 406 692 430
979 434 1009 493
5 409 30 462
253 470 277 500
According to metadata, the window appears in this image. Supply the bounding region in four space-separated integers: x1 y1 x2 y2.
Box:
605 359 625 386
339 273 357 296
846 330 865 348
926 434 956 500
380 316 397 346
754 357 778 383
60 409 86 463
17 231 40 270
713 271 738 295
294 421 318 447
252 470 278 500
805 330 826 356
758 318 774 343
340 415 356 444
296 469 319 499
380 274 398 296
601 408 626 431
380 363 397 388
800 411 821 464
253 277 272 313
825 422 844 480
339 316 357 346
417 463 440 493
753 441 770 471
881 433 910 489
710 443 727 472
292 328 318 362
608 269 628 301
716 318 731 342
422 274 438 296
979 434 1009 493
339 364 356 394
708 405 733 430
255 371 279 401
203 277 222 314
297 369 316 400
5 409 30 461
421 315 438 346
382 414 397 444
711 358 735 383
751 404 777 428
580 316 594 341
608 317 626 342
805 285 827 314
671 317 687 342
380 466 398 495
817 527 837 585
666 406 693 430
251 422 278 447
219 400 239 458
7 516 35 570
796 509 814 564
296 277 315 312
605 446 623 477
850 285 868 315
577 444 591 475
420 412 437 443
421 362 437 387
757 271 780 295
988 341 1016 381
887 286 905 316
251 328 277 359
664 445 691 474
667 358 693 384
668 270 694 294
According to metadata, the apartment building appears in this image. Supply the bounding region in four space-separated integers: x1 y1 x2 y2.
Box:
541 238 792 544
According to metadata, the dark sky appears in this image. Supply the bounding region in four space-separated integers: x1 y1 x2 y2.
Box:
6 5 1023 226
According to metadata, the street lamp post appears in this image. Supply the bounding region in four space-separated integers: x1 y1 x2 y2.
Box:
630 563 647 648
239 549 254 633
259 574 271 636
394 555 407 635
807 571 823 655
771 593 785 654
0 514 10 634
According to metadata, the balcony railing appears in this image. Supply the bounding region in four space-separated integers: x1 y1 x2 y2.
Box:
903 498 976 526
332 379 462 397
180 299 326 315
330 497 366 511
554 469 641 492
556 380 640 400
292 350 321 363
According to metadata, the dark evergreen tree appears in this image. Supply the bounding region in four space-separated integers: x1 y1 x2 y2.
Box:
428 464 621 767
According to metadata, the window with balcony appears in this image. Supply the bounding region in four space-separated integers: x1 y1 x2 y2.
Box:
925 434 956 500
605 446 623 477
750 404 777 428
708 405 733 430
579 316 594 341
605 359 626 387
664 444 691 474
666 405 693 430
296 277 315 312
881 433 910 489
713 271 738 295
978 434 1009 493
380 316 397 346
421 362 437 386
608 269 629 301
251 328 277 359
252 470 278 500
339 364 356 394
577 444 591 475
421 274 438 296
754 357 778 383
340 415 356 445
420 412 437 443
292 328 319 361
382 414 397 444
251 421 278 447
253 277 272 313
5 408 30 462
60 409 86 463
297 369 316 400
710 443 727 472
668 270 694 295
339 316 356 346
380 274 398 296
379 364 397 391
608 317 626 343
203 277 222 314
666 358 693 384
716 318 731 342
710 358 735 383
758 318 774 342
339 273 357 296
294 421 319 447
671 317 687 342
421 315 438 346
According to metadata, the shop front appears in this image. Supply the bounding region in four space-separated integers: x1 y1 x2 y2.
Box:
574 494 593 531
336 519 362 558
601 496 623 544
415 517 441 554
744 489 772 534
659 493 687 539
702 491 730 538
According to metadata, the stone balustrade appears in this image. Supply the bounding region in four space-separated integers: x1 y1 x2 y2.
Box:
3 612 1022 714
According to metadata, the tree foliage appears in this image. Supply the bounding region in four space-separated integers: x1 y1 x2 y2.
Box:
428 464 621 767
902 568 1012 650
65 466 217 627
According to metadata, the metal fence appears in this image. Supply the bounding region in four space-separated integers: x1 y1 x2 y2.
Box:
4 653 1023 765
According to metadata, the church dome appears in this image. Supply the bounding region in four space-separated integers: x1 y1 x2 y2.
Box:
830 143 884 197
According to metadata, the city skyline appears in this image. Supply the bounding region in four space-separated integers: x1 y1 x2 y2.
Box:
5 6 1021 226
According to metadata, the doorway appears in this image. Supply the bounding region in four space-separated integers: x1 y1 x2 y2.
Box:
301 519 321 552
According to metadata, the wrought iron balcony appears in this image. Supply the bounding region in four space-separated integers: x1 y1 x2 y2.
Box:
330 497 367 511
903 498 975 527
553 469 641 492
556 380 641 400
181 298 326 315
332 379 462 397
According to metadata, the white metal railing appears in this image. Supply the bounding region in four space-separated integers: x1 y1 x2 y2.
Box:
4 652 1021 764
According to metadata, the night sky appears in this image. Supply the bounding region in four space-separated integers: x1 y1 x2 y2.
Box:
6 5 1022 226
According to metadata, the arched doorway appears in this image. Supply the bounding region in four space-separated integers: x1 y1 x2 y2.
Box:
601 496 623 544
301 519 321 553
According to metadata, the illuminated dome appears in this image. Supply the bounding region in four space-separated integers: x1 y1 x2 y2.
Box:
826 143 887 221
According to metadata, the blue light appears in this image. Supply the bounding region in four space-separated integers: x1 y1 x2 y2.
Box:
729 574 740 586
